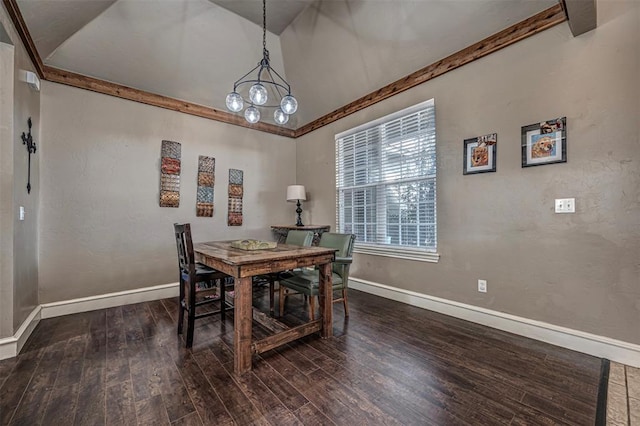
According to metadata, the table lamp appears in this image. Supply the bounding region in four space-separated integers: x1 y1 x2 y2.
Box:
286 185 306 226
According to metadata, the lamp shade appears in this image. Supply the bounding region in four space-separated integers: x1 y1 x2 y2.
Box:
286 185 306 201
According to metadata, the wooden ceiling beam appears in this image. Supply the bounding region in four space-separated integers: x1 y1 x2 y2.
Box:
43 66 296 137
2 0 45 78
4 0 566 139
294 4 567 138
561 0 597 37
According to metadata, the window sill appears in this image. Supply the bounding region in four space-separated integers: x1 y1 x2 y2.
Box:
353 244 440 263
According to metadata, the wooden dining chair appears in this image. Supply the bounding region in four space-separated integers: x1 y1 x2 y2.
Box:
279 232 356 320
173 223 230 348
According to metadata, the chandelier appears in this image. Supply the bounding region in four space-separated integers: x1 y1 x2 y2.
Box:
225 0 298 125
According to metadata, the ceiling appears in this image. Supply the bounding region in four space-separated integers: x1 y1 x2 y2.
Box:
15 0 559 128
210 0 313 35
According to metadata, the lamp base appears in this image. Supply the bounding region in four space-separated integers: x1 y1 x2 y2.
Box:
295 200 304 226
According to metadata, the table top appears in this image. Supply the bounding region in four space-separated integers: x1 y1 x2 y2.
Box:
270 225 331 230
194 240 336 266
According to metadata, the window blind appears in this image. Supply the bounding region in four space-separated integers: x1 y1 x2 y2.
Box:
336 99 436 252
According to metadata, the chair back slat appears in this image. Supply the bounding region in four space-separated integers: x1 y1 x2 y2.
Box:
174 223 196 275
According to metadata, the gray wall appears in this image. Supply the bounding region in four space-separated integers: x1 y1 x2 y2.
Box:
39 82 296 303
0 26 14 339
294 0 640 344
0 5 40 338
3 0 639 351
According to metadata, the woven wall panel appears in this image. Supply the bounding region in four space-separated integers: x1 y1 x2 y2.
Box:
160 174 180 192
228 184 243 197
227 169 243 226
159 140 181 207
196 155 215 217
198 172 214 187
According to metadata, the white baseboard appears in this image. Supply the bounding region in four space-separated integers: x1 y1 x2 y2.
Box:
350 277 640 368
1 283 178 360
40 282 179 319
0 305 42 361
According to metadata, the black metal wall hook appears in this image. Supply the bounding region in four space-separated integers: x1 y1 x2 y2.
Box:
21 117 37 194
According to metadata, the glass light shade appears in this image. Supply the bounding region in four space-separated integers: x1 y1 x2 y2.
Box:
249 83 268 105
225 92 243 112
244 106 260 123
280 95 298 114
274 108 289 125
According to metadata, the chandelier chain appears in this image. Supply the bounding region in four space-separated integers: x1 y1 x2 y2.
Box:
262 0 267 55
225 0 297 124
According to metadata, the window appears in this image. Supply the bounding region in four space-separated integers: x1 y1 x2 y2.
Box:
335 99 438 262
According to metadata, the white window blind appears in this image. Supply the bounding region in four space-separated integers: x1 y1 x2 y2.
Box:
335 99 437 260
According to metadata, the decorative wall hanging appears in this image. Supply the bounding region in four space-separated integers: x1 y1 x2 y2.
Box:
228 169 244 226
159 140 181 207
196 156 215 217
522 117 566 167
21 117 37 194
463 133 497 175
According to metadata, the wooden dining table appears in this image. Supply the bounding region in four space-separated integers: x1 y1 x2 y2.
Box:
193 240 337 374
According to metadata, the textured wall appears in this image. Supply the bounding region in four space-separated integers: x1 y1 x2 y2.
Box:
0 5 41 337
0 31 14 338
295 0 640 344
39 83 296 303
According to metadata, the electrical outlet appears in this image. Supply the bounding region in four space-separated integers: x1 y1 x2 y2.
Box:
478 279 487 293
555 198 576 213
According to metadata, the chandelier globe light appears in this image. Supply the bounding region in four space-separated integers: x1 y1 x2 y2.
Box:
274 108 289 124
225 0 298 125
245 106 260 124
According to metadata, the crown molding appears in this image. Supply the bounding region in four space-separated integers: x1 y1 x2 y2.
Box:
294 4 566 138
43 66 296 137
4 0 565 139
2 0 44 78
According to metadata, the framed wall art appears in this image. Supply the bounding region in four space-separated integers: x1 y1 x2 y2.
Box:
463 133 496 175
522 117 566 167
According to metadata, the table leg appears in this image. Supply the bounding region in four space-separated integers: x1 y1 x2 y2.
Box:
234 276 253 374
319 262 333 338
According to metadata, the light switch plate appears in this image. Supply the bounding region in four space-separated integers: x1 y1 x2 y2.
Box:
555 198 575 213
19 206 25 221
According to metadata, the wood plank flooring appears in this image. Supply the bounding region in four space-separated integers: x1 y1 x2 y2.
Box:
607 361 640 425
0 287 604 425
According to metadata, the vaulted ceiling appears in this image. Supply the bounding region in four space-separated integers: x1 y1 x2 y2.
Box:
11 0 567 133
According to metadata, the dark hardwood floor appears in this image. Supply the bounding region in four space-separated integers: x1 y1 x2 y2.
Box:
0 286 603 425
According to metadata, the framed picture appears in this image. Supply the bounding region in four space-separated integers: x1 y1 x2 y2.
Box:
521 117 566 167
463 133 497 175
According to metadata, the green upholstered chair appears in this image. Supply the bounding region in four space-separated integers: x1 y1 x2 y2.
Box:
263 230 314 314
285 229 314 247
279 232 356 320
